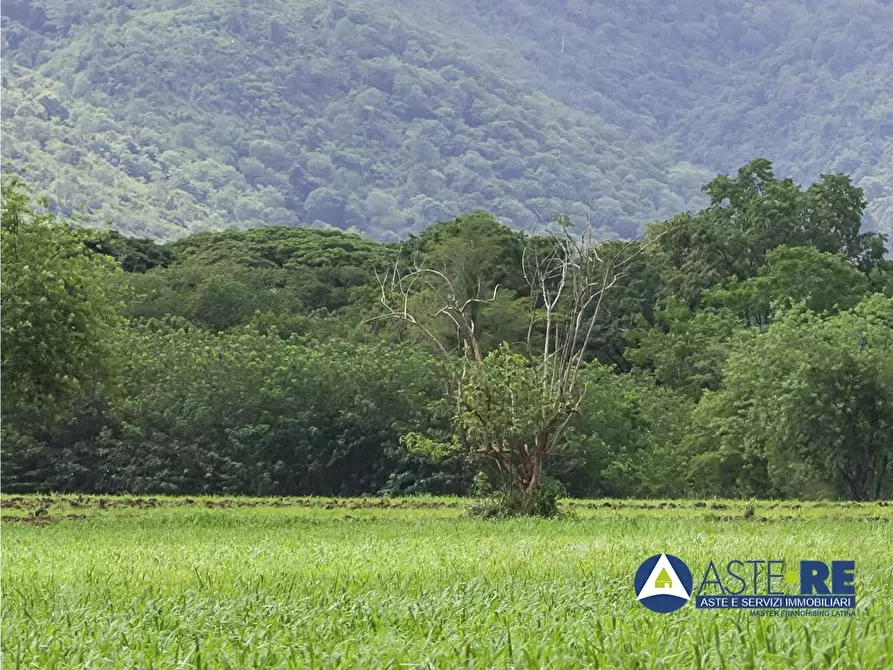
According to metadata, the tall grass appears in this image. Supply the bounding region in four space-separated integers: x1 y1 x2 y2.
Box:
2 497 891 668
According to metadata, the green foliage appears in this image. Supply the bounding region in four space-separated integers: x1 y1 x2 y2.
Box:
92 321 460 495
2 159 890 501
1 0 684 240
564 366 695 498
393 212 529 355
625 299 740 398
453 344 562 472
582 245 662 370
649 161 886 306
87 231 173 272
0 177 123 427
401 341 578 509
467 476 565 518
123 226 394 333
6 1 892 242
704 245 870 324
688 295 893 500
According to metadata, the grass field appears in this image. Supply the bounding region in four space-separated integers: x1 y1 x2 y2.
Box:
2 496 892 668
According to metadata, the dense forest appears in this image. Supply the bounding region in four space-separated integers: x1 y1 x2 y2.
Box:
3 161 892 501
2 0 892 242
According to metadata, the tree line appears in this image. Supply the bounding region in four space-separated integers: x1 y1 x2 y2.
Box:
2 159 892 501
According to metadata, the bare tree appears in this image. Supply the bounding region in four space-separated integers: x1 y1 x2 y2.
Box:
368 242 499 365
512 216 646 493
369 216 645 500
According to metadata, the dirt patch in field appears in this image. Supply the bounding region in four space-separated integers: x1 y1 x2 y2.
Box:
2 515 56 526
1 495 462 516
3 496 888 526
578 502 678 510
0 510 91 526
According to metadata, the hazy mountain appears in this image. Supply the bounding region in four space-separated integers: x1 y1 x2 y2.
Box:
2 0 891 241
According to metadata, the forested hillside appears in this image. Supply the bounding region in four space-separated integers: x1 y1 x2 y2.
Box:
4 163 892 500
3 0 892 242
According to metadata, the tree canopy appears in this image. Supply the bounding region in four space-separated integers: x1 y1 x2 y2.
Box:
2 162 891 501
1 177 123 426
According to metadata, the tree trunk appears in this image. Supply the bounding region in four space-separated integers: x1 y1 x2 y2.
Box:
523 455 543 496
875 455 888 501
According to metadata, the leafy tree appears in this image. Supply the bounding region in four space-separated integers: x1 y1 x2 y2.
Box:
650 161 886 306
121 226 396 334
405 212 527 353
704 245 870 325
57 319 461 496
87 231 173 272
1 177 123 426
625 298 740 398
582 244 663 370
561 366 694 498
688 295 893 500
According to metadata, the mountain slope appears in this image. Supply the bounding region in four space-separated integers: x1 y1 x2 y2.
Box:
2 0 891 241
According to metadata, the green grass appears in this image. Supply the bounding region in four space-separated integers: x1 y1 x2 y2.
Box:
2 496 892 668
